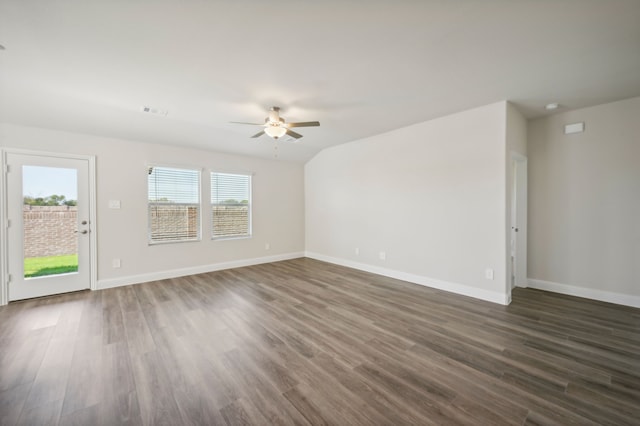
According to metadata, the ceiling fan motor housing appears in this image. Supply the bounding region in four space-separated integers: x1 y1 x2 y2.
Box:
268 106 282 124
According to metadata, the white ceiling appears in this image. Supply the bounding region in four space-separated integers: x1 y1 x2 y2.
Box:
1 0 639 162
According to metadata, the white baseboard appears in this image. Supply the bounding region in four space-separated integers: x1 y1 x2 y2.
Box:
97 252 305 290
527 278 640 308
305 251 510 305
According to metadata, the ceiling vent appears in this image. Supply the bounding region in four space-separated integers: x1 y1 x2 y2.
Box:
140 106 168 116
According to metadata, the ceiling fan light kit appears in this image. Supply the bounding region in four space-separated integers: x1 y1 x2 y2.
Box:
231 106 320 140
264 125 287 139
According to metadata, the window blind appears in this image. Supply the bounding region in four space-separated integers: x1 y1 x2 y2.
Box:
211 172 251 238
148 166 201 243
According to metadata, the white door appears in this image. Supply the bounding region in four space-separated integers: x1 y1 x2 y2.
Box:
6 153 92 301
510 169 517 289
510 155 528 289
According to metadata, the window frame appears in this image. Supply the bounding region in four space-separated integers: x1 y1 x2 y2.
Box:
210 171 252 240
147 165 202 245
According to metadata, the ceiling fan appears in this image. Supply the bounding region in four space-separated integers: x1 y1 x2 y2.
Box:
231 106 320 140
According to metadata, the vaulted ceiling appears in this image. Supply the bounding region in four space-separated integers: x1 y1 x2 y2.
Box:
1 0 639 162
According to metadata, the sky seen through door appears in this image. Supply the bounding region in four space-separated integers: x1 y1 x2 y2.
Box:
22 166 77 200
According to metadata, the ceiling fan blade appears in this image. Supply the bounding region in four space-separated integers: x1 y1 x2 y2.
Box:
250 131 265 138
287 121 320 128
230 121 264 126
286 129 304 139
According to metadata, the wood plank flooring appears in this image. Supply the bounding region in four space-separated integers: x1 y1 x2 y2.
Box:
1 258 639 425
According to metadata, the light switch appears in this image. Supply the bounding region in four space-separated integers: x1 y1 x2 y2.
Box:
108 200 121 209
564 122 585 134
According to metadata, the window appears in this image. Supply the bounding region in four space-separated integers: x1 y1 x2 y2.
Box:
211 172 251 239
148 166 201 243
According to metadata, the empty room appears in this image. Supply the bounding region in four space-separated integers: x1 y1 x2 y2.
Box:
1 1 639 425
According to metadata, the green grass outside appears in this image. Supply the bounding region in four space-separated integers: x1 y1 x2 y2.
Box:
24 254 78 278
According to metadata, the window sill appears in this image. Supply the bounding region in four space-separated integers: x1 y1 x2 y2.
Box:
211 235 252 242
148 238 201 246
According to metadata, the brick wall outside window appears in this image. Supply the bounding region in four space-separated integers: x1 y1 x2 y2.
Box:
149 204 199 242
23 205 78 258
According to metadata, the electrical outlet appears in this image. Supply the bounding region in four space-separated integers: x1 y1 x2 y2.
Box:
379 251 386 261
485 268 494 280
354 247 360 255
265 243 270 250
112 258 121 268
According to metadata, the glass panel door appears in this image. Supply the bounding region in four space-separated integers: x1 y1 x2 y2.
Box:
6 153 91 301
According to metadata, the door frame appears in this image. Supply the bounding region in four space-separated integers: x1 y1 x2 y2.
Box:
509 152 528 292
0 148 97 305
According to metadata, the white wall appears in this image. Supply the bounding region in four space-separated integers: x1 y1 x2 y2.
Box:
0 123 305 290
528 96 640 307
506 103 527 157
305 102 511 304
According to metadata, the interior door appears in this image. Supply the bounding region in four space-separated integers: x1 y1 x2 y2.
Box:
510 161 518 289
6 153 91 301
510 155 528 289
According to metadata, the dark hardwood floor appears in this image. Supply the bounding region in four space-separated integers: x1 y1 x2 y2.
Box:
1 258 639 425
